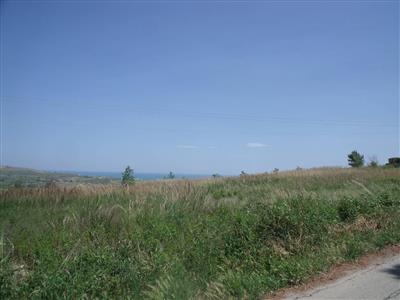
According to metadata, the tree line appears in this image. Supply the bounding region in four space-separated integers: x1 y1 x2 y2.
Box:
121 152 400 185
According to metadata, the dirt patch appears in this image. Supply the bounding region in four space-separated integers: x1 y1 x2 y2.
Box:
265 244 400 300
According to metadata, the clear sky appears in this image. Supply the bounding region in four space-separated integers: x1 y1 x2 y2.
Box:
1 0 398 175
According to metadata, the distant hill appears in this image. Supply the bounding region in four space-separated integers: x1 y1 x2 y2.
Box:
0 166 117 189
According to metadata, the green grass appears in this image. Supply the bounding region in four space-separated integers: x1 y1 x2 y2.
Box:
0 167 399 299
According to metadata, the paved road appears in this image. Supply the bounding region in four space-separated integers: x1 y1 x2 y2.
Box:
285 255 400 300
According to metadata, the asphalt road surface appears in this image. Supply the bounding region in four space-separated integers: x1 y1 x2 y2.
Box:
285 255 400 300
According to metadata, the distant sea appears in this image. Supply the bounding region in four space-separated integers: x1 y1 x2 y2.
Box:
58 171 211 181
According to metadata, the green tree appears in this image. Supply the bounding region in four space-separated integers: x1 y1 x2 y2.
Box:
387 157 400 168
121 166 135 185
347 151 364 168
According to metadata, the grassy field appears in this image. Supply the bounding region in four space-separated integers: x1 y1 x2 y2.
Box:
1 167 399 299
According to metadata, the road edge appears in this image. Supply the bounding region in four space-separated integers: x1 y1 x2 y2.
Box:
265 244 400 300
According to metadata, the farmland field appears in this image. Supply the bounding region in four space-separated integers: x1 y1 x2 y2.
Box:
1 167 399 299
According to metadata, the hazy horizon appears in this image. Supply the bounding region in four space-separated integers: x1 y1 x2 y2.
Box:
1 1 398 174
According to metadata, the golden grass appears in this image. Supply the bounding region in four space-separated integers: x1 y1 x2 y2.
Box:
2 167 398 202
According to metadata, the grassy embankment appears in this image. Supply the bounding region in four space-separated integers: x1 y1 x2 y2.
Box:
1 167 399 299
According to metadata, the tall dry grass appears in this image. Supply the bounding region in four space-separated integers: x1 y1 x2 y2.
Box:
2 167 398 203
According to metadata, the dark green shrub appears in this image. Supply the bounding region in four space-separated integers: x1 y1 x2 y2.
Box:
337 197 361 222
377 192 395 207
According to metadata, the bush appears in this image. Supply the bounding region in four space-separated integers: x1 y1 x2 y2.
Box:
337 197 361 222
377 192 396 207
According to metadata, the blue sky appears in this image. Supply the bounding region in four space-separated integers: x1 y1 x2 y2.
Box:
1 0 398 175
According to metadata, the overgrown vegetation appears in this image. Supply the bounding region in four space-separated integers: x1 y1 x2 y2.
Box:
1 168 399 299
